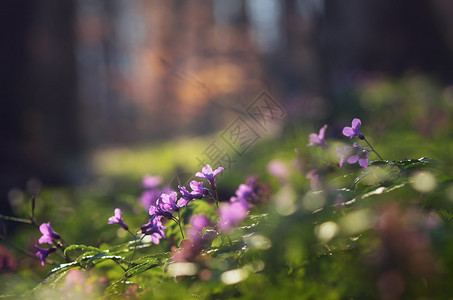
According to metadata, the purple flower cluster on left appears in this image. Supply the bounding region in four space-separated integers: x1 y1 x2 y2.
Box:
34 222 61 266
108 164 224 246
35 163 259 266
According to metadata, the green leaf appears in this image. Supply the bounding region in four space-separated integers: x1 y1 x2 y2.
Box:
49 261 80 274
360 183 407 199
29 262 80 293
64 244 102 257
104 278 137 296
104 240 137 255
79 253 124 267
395 157 438 170
125 260 161 277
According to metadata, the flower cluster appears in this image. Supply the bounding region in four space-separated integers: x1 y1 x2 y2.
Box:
108 164 225 247
149 191 185 220
336 142 371 168
36 163 257 268
218 177 267 232
140 215 166 245
218 201 248 233
178 180 209 205
172 215 215 262
140 175 169 210
305 118 382 184
229 176 264 209
34 222 61 266
337 118 378 168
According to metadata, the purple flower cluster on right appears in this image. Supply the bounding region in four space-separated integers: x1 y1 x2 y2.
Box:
307 118 380 169
338 118 371 168
336 142 370 168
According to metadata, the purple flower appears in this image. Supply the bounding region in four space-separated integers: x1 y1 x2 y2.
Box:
232 176 268 208
235 184 255 201
172 216 216 263
141 216 166 245
140 189 160 211
336 145 354 168
140 175 166 210
230 183 256 209
336 143 370 168
308 124 328 147
178 180 208 205
195 164 224 190
189 180 209 198
188 215 211 240
38 222 61 245
149 192 186 220
178 186 195 203
108 208 129 231
218 201 248 232
35 245 57 266
348 143 370 168
342 118 365 140
142 175 162 189
267 160 290 180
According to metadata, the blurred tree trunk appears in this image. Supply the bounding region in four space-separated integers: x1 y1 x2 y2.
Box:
0 0 80 218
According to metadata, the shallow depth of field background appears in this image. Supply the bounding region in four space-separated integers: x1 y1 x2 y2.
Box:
2 0 453 297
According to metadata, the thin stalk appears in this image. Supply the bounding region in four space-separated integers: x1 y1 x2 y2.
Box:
123 231 143 294
363 138 383 160
126 230 142 271
214 190 220 209
0 214 32 224
176 211 185 240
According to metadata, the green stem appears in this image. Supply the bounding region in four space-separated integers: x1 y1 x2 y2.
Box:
126 230 143 271
176 211 185 240
123 231 143 294
214 190 220 209
0 214 32 224
363 138 383 160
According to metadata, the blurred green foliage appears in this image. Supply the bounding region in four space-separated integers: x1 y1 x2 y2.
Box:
2 74 453 299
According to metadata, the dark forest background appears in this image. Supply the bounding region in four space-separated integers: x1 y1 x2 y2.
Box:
2 0 453 216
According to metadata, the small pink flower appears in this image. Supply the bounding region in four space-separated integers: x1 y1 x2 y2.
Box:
308 124 328 147
38 222 61 245
195 164 224 190
342 118 365 139
108 208 129 231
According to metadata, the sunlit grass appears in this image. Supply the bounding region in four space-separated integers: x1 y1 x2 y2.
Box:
91 137 209 181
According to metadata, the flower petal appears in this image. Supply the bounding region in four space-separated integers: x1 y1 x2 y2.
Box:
359 158 369 168
347 155 359 164
212 167 224 177
202 164 213 175
189 180 200 191
342 127 355 138
39 223 51 236
318 124 327 140
195 172 205 179
308 133 320 146
352 118 361 130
